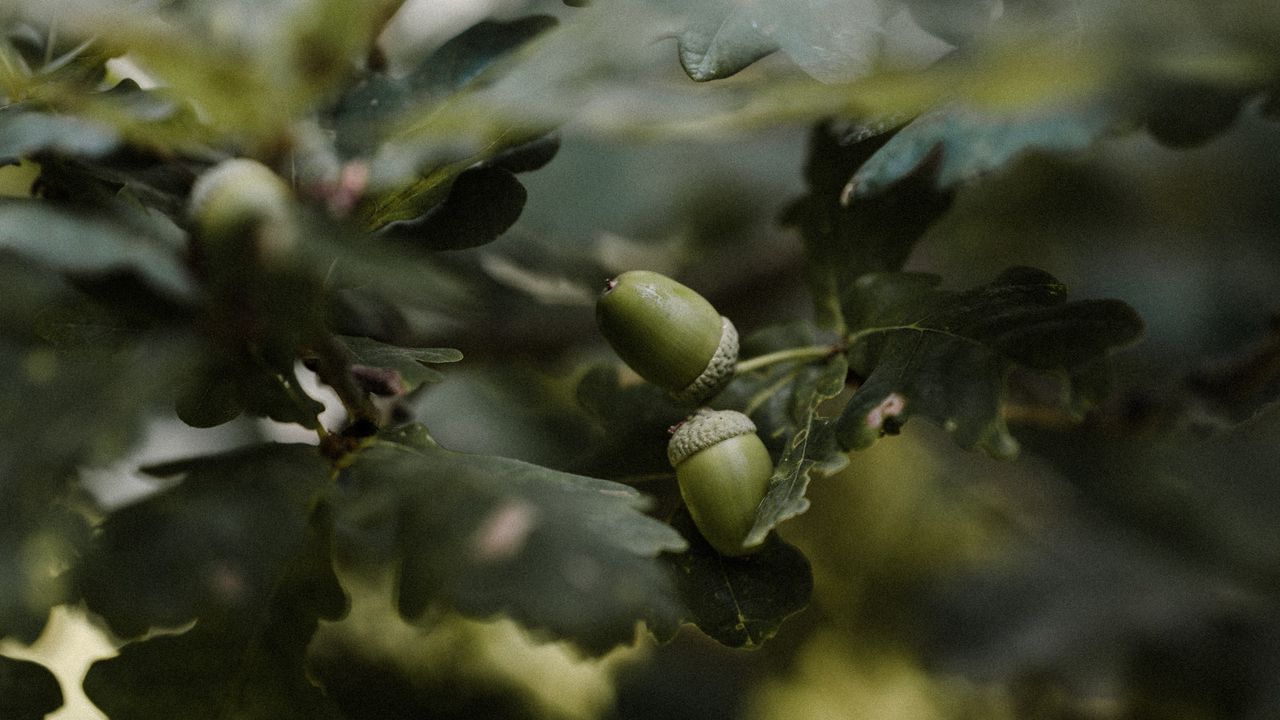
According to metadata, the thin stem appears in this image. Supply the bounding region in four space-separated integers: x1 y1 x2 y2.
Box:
735 344 836 375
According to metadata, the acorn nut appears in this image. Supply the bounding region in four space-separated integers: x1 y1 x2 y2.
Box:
596 270 738 404
668 408 773 556
188 158 296 261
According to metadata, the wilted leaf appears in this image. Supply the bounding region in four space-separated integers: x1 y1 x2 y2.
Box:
835 267 1143 457
0 655 62 720
658 509 812 649
83 500 347 720
77 444 335 638
331 426 687 654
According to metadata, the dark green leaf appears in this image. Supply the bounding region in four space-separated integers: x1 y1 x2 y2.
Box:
744 354 849 546
848 102 1113 201
77 444 335 638
658 509 812 649
332 426 687 654
706 324 850 544
782 120 951 331
338 335 462 392
0 329 196 641
376 165 527 251
835 267 1144 457
0 197 193 299
0 655 62 720
573 364 689 481
0 109 119 163
83 501 347 720
407 16 559 96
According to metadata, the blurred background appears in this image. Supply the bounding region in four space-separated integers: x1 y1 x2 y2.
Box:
4 0 1280 718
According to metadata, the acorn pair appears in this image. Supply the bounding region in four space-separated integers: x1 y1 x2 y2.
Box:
597 271 773 556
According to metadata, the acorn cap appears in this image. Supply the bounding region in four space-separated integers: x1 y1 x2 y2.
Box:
670 317 738 404
668 408 757 467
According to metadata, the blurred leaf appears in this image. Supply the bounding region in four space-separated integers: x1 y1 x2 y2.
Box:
332 426 687 654
340 16 558 225
0 108 119 163
658 509 812 649
664 0 889 83
77 444 335 638
676 1 779 82
834 267 1144 458
0 655 62 720
920 411 1280 715
782 120 952 332
338 335 462 393
0 329 196 641
0 197 193 299
847 101 1116 201
83 501 347 720
376 165 528 251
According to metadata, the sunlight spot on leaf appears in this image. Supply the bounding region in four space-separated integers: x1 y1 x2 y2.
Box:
472 500 539 562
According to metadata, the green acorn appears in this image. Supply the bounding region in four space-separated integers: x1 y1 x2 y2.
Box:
596 270 738 404
188 158 296 262
668 408 773 556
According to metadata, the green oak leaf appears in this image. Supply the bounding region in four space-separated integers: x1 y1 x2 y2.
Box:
77 444 337 639
0 655 63 720
0 109 119 163
782 120 952 332
835 266 1143 458
0 197 193 300
656 509 812 649
332 425 687 655
676 2 779 82
744 354 849 546
848 101 1114 201
83 501 347 720
338 335 462 393
711 324 850 544
0 321 196 641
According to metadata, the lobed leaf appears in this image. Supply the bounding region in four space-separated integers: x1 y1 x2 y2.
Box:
782 120 952 332
83 499 347 720
0 321 197 641
743 353 850 546
77 444 337 637
338 335 462 393
331 426 687 655
657 509 812 649
847 101 1116 201
0 655 62 720
835 267 1144 457
0 197 193 300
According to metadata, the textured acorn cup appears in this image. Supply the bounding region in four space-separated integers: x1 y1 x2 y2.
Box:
596 270 738 404
668 408 773 557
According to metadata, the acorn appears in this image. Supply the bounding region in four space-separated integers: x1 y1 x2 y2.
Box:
188 158 296 262
596 270 738 404
668 408 773 556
